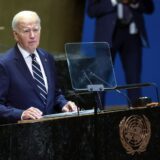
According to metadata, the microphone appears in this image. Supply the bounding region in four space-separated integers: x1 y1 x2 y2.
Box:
88 71 133 108
83 71 93 85
89 71 160 108
89 71 115 89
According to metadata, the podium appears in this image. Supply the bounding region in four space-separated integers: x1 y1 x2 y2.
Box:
0 106 160 160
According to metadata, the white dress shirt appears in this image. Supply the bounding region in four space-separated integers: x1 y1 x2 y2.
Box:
17 44 48 91
111 0 138 34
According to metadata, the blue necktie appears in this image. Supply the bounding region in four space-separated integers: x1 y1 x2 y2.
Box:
31 54 47 105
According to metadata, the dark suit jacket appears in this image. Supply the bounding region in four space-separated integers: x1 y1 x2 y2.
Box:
87 0 154 47
0 45 68 123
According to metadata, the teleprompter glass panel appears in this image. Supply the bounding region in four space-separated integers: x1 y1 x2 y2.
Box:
65 42 117 91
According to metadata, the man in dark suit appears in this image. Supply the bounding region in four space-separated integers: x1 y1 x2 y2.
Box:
87 0 154 106
0 10 77 124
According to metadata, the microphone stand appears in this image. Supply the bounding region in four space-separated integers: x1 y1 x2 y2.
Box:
83 71 104 114
87 85 104 115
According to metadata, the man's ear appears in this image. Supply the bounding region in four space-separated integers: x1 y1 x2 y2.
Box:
13 31 18 41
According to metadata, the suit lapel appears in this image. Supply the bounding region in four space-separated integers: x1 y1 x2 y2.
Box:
14 47 44 102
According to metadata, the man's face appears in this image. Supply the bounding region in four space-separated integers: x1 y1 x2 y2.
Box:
13 16 41 53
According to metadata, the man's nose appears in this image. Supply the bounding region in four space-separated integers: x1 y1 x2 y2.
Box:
30 30 35 38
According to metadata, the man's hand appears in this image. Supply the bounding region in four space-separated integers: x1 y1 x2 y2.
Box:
62 101 78 112
21 107 43 120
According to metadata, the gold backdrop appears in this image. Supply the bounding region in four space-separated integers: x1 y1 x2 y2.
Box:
0 0 85 54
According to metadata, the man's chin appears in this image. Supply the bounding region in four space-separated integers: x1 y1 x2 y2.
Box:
29 45 38 52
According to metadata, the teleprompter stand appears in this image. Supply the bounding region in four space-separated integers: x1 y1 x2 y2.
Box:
65 42 117 113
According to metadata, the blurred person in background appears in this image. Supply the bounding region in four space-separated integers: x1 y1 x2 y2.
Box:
87 0 154 107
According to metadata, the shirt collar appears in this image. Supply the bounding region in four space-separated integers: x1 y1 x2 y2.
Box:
17 43 38 59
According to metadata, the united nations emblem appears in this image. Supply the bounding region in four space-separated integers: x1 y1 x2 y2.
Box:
119 115 151 155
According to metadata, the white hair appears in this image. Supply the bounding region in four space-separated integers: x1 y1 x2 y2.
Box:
12 10 41 31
